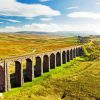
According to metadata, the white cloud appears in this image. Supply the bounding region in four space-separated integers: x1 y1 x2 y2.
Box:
0 0 60 18
63 24 100 33
96 2 100 5
0 22 3 23
7 19 20 23
25 17 34 20
40 0 50 2
66 6 79 10
40 18 52 21
0 23 100 34
0 23 61 32
67 12 100 19
0 18 20 22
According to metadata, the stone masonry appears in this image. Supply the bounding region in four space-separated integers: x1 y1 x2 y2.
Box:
0 46 83 92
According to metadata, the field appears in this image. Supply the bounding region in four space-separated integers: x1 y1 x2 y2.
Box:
0 33 78 59
0 33 100 100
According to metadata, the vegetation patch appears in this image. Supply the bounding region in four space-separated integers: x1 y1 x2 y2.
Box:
2 55 100 100
0 35 100 100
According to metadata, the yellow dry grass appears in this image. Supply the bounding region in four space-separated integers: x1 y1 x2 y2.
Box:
0 33 78 59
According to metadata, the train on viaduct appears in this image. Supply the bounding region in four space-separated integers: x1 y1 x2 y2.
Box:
0 45 83 92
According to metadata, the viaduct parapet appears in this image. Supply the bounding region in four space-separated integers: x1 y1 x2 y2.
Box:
0 45 83 92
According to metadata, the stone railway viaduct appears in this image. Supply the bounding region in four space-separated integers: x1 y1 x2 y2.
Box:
0 45 83 92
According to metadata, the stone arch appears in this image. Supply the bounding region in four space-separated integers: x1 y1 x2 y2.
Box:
0 65 5 92
15 61 24 87
73 48 76 58
56 52 61 66
75 48 76 57
76 48 79 56
43 55 49 73
79 47 83 56
67 50 70 62
34 56 42 77
50 53 55 69
70 49 73 60
26 58 34 81
62 51 66 64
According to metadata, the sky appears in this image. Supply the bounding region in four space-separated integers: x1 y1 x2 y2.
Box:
0 0 100 34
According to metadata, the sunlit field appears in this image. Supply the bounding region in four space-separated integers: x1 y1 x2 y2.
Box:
0 33 78 59
2 37 100 100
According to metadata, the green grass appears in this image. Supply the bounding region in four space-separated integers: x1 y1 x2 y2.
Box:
2 56 100 100
83 46 90 56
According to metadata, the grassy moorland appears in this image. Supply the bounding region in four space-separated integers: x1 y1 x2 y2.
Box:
0 33 78 59
0 36 100 100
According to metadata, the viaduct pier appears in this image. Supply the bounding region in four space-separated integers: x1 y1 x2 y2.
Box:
0 45 83 92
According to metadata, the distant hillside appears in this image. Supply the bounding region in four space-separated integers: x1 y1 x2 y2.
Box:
51 31 97 37
95 35 100 38
15 31 97 37
16 31 48 34
0 31 98 37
